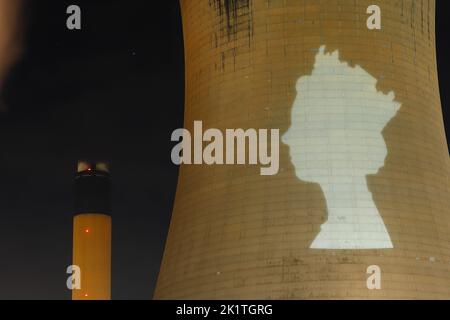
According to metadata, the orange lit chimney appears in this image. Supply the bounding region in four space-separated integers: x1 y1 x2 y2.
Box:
72 161 111 300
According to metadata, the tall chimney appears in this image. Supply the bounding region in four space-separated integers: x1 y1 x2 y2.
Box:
72 161 112 300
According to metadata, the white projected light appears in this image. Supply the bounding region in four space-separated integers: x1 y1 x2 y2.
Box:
283 46 400 249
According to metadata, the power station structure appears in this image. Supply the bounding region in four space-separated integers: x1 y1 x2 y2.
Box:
155 0 450 299
72 161 112 300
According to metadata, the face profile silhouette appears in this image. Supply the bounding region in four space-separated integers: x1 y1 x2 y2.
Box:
283 46 400 249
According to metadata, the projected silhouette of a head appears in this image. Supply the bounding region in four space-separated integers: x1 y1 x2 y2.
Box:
283 46 400 249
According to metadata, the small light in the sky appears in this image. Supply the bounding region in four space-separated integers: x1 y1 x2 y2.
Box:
84 228 90 233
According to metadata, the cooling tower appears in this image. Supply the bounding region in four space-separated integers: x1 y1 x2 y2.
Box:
155 0 450 299
72 161 112 300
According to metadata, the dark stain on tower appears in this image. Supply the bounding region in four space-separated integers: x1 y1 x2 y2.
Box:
209 0 253 72
209 0 253 42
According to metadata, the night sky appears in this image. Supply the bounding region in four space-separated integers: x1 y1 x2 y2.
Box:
0 0 448 300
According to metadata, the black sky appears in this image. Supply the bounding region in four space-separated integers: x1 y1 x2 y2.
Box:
0 0 184 299
0 0 448 300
